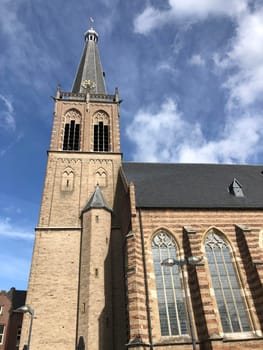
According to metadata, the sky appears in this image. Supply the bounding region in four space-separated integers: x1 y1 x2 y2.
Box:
1 0 263 291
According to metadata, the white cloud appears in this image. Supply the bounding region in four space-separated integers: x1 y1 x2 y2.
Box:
168 0 247 17
178 114 263 163
218 8 263 108
126 99 202 162
188 54 205 66
126 98 263 163
0 0 58 88
0 217 34 240
134 6 166 35
134 0 248 34
0 95 16 131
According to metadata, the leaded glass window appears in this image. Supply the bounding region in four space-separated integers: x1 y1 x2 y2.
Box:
152 231 188 336
205 231 251 333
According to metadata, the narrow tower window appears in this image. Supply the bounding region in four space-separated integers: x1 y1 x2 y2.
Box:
152 231 188 336
205 230 251 333
63 120 80 150
0 325 5 345
93 121 109 152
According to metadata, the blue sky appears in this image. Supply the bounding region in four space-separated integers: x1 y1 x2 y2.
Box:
1 0 263 291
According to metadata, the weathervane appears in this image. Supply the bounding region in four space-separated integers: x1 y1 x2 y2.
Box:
89 17 94 28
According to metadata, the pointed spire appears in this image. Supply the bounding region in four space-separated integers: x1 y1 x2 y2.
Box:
82 185 112 213
72 23 107 94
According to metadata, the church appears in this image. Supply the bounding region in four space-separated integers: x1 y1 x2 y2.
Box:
20 25 263 350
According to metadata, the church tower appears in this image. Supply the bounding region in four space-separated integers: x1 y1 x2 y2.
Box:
20 26 123 350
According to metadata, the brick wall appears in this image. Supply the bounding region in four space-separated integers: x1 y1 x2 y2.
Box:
77 208 112 350
19 229 80 350
126 208 263 349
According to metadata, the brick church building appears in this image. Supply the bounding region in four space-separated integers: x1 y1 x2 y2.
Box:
20 25 263 350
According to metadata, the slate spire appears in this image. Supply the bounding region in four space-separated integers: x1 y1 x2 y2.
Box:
72 25 107 94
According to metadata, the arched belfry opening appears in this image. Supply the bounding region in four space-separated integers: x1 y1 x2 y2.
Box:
93 110 110 152
63 109 81 151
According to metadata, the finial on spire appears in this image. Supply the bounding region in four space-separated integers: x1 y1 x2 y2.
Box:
90 17 94 26
84 17 98 43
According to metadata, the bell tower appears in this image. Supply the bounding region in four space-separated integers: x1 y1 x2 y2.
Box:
20 25 122 350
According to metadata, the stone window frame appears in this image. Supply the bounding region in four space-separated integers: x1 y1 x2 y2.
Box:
204 228 252 335
92 110 110 152
62 108 82 151
151 230 189 337
95 167 108 188
61 167 75 192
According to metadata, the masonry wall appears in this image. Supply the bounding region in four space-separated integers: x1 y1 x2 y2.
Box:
110 170 133 349
77 208 112 350
50 100 121 154
0 293 11 350
126 208 263 350
39 152 122 228
20 229 80 350
20 90 122 350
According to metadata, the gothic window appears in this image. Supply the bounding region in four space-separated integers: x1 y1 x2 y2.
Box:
205 230 251 333
61 168 74 192
93 111 110 152
152 231 188 336
95 168 107 187
63 109 81 151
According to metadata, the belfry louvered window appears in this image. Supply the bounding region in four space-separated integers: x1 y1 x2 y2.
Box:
205 231 251 333
152 231 188 336
63 120 80 150
93 122 109 152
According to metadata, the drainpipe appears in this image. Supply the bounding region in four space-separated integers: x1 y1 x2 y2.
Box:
139 208 153 350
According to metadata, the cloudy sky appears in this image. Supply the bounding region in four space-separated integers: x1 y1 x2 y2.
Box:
1 0 263 291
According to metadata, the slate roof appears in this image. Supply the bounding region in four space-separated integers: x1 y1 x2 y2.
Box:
82 185 112 213
122 162 263 209
72 28 107 94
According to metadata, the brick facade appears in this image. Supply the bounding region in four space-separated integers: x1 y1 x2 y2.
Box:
19 89 122 349
0 289 26 350
124 206 263 349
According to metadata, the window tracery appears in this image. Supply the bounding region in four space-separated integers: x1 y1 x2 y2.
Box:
63 109 81 151
93 111 109 152
205 230 251 333
152 231 188 336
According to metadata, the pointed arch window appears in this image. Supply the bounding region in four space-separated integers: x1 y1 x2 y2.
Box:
205 231 251 333
152 231 188 336
93 122 109 152
63 109 81 151
93 111 110 152
63 120 80 150
61 168 74 192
